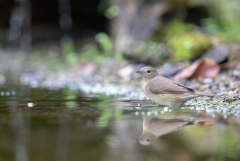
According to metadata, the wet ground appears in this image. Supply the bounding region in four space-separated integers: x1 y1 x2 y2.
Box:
0 51 239 161
0 86 240 161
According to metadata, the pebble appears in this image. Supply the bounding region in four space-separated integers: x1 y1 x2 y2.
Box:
27 103 34 107
0 52 240 118
202 78 213 84
230 81 239 89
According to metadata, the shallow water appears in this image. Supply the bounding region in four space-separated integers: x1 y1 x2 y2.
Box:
0 86 240 161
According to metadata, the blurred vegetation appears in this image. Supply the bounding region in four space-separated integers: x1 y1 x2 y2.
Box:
62 88 78 108
149 0 240 62
61 0 240 65
19 0 240 67
97 0 120 19
201 0 240 41
30 32 124 71
96 99 123 127
65 32 114 65
184 124 240 161
79 32 123 64
152 20 212 61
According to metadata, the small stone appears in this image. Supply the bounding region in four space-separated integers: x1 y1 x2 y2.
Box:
219 86 226 91
202 78 213 84
233 70 240 77
200 84 210 91
230 81 239 89
237 104 240 109
27 103 34 107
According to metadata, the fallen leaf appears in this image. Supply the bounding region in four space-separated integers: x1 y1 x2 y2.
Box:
195 120 215 126
174 58 220 82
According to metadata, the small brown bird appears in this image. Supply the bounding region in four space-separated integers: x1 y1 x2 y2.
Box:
137 66 214 107
139 115 193 145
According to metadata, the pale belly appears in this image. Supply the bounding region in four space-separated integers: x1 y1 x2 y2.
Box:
143 82 197 107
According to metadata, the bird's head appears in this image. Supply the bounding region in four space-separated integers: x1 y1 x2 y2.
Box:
138 131 157 146
137 67 159 81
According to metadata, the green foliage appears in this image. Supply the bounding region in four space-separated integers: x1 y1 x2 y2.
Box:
58 33 119 66
105 134 119 147
201 0 240 41
97 0 108 14
30 47 64 71
155 20 212 61
168 31 212 61
31 33 119 69
114 52 124 63
104 5 120 19
79 32 123 64
151 20 194 42
147 156 163 161
163 20 194 36
97 0 119 19
95 32 113 55
62 88 77 108
61 36 79 67
80 44 105 64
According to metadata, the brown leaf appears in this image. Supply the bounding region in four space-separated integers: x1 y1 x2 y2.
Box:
174 58 220 82
196 120 215 126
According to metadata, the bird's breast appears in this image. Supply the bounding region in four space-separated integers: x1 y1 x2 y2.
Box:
143 82 186 107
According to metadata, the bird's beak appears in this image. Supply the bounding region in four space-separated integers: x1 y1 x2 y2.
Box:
137 70 142 74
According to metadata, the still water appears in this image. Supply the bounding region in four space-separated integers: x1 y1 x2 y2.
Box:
0 87 240 161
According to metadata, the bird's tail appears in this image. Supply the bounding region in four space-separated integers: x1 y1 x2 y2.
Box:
194 91 214 97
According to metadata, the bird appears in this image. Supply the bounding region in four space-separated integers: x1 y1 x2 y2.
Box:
137 66 214 107
138 113 216 145
139 115 193 145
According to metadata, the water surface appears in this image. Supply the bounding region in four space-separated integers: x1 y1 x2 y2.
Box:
0 86 240 161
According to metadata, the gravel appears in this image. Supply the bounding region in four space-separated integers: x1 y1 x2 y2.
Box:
0 51 239 116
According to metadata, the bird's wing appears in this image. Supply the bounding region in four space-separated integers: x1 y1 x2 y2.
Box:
148 118 192 136
148 76 195 94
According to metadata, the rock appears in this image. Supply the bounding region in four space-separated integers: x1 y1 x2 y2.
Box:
229 81 239 89
201 45 229 63
202 77 213 84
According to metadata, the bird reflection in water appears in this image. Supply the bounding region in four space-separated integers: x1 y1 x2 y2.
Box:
138 113 216 145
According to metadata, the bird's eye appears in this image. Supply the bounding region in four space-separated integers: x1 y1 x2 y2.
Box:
146 70 151 73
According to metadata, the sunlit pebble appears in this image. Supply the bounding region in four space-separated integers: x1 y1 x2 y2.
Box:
147 111 151 116
30 80 38 88
141 112 145 115
161 110 164 114
235 112 240 117
202 78 213 84
206 108 215 114
154 111 158 116
237 104 240 109
196 107 204 111
135 111 139 115
1 92 4 96
135 107 141 109
11 91 16 95
6 92 10 96
163 107 168 112
27 103 34 107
